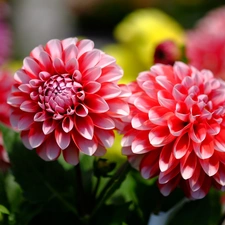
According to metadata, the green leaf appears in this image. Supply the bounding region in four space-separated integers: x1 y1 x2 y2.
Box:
14 199 80 225
0 205 9 215
0 123 19 153
9 141 72 203
4 174 23 213
0 174 8 208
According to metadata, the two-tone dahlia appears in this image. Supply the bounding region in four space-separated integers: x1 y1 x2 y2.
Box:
121 61 225 199
186 6 225 79
8 37 130 165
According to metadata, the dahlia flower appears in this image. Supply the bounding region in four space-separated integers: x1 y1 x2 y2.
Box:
186 6 225 79
121 61 225 199
113 8 184 68
8 37 130 165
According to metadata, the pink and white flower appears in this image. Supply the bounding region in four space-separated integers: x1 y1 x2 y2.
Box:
121 62 225 199
186 6 225 79
8 37 130 165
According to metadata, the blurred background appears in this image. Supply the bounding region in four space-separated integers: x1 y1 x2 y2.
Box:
1 0 225 61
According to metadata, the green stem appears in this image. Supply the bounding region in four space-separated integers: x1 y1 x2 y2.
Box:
46 182 80 218
90 161 131 219
93 176 101 199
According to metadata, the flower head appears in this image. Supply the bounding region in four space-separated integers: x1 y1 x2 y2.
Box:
186 6 225 79
121 61 225 199
8 37 130 165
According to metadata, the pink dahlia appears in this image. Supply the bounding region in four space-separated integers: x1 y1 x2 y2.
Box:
186 6 225 79
121 61 225 199
8 37 130 165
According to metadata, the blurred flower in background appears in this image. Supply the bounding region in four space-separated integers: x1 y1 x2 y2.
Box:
104 8 184 82
0 69 14 127
0 132 10 172
186 5 225 79
0 1 12 66
0 69 14 172
153 40 182 65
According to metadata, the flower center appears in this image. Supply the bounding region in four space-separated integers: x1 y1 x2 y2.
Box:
39 74 83 115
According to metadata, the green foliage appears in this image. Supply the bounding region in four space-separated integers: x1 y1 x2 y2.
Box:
168 190 222 225
0 205 9 215
91 202 132 225
0 124 19 154
0 124 223 225
9 141 73 204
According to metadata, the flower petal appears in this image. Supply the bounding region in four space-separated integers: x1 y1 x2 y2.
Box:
140 151 160 179
97 82 121 99
23 57 41 78
132 132 154 154
107 98 130 117
46 39 63 59
199 153 219 176
85 94 109 113
36 136 61 161
91 113 115 130
62 116 74 133
20 100 39 112
55 127 71 150
94 128 114 148
180 151 197 180
72 131 97 155
159 142 178 172
149 126 174 147
62 142 79 165
149 106 172 126
189 123 207 143
28 125 45 148
173 132 190 159
75 115 94 140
